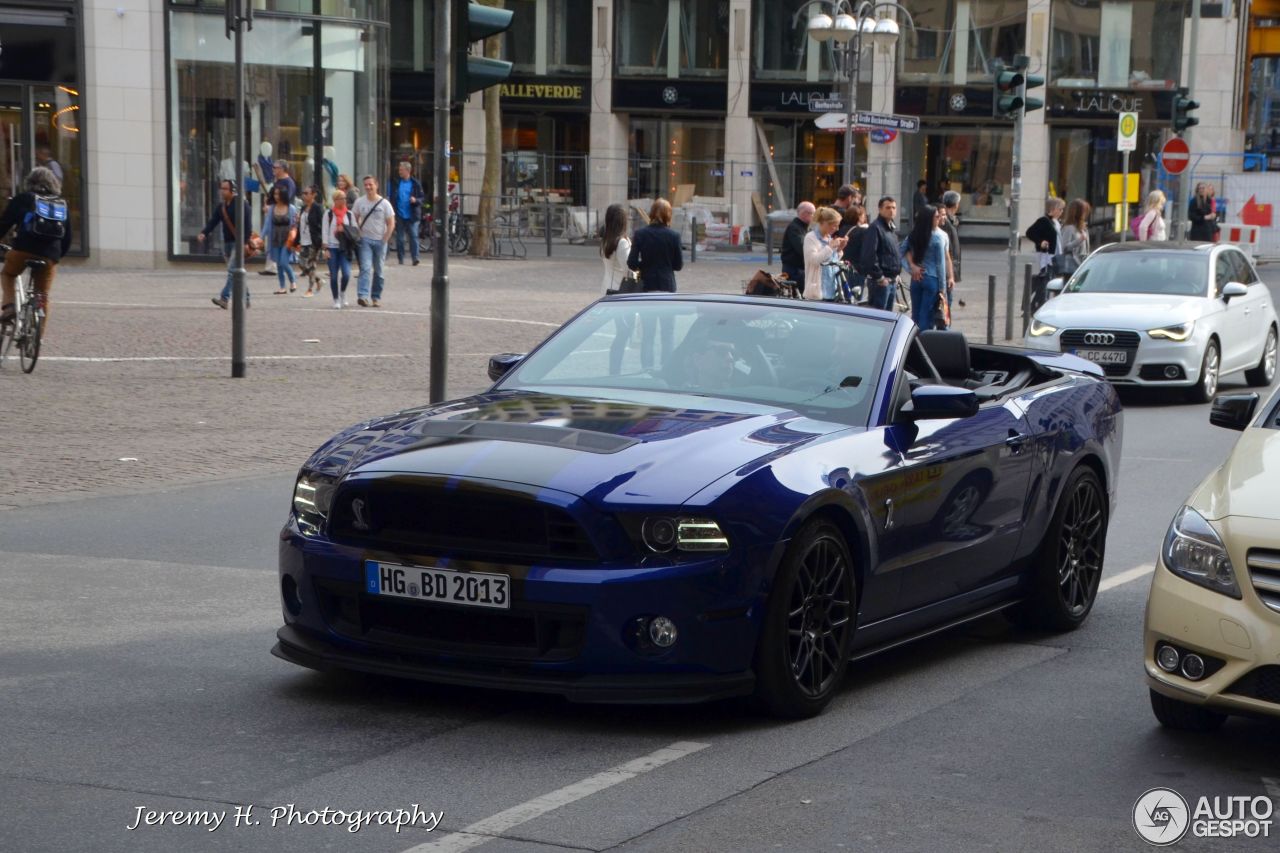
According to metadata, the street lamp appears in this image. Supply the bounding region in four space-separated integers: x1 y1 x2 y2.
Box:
798 1 913 193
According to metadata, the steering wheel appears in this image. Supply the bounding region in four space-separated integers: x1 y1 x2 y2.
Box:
747 344 778 386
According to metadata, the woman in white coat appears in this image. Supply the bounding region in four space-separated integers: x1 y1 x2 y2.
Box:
599 204 634 374
802 206 848 300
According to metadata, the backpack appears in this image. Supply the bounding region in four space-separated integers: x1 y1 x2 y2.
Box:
22 195 68 240
1130 213 1148 240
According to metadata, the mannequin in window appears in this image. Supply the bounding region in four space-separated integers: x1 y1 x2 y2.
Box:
218 141 251 185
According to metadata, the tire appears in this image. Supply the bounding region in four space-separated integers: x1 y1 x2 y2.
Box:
1012 466 1107 631
418 221 432 255
19 303 41 374
753 518 856 718
1149 688 1227 732
1187 339 1220 403
1245 325 1277 387
450 224 470 254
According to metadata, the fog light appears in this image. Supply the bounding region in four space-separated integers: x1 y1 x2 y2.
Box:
1180 653 1206 681
648 616 678 648
1156 644 1180 673
1164 365 1180 379
282 574 303 618
642 518 677 552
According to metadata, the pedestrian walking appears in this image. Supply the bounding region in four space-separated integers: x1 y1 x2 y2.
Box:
388 161 425 265
1058 198 1092 274
859 196 901 312
1026 197 1064 271
266 186 299 294
902 205 955 330
912 179 930 219
259 160 297 277
1188 183 1220 242
780 201 814 291
335 173 358 209
296 185 325 296
198 179 254 310
599 203 633 375
352 176 395 307
323 190 355 309
0 166 73 326
626 198 683 369
833 184 857 217
803 207 848 301
1137 190 1167 241
939 190 962 282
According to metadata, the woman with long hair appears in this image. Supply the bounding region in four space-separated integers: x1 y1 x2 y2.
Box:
335 174 358 209
1138 190 1167 241
1060 198 1092 265
902 204 954 330
267 185 298 294
323 190 354 309
600 203 633 374
1188 182 1219 241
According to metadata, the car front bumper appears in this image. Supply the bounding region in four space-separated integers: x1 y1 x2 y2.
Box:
1023 332 1204 387
1143 549 1280 720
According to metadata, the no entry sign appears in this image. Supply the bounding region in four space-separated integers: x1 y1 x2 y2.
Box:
1161 137 1191 174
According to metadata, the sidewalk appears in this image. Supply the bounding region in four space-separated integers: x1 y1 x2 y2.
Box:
0 247 1033 508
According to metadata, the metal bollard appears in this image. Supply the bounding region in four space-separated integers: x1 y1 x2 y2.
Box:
1004 270 1015 341
986 274 996 345
545 198 553 258
691 217 697 263
766 221 774 265
1021 264 1032 336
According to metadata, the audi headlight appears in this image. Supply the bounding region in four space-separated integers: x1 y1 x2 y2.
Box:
1148 322 1195 341
1028 319 1058 337
293 472 337 533
1162 506 1241 598
629 516 730 553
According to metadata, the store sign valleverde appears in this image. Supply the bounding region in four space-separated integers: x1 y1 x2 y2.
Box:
500 83 584 101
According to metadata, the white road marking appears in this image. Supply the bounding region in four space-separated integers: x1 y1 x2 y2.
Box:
401 740 710 853
294 307 559 327
1099 564 1155 592
37 354 414 363
59 300 171 308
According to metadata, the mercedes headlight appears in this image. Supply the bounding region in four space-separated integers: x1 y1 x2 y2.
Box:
1148 322 1195 341
293 472 337 533
1028 319 1058 337
1162 506 1241 598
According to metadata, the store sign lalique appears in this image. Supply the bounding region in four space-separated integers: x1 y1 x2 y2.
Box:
1074 93 1144 115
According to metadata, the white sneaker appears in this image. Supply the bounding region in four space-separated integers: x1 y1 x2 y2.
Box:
333 298 341 309
342 297 350 307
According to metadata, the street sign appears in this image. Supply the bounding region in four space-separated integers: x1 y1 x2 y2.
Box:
855 111 920 133
1117 111 1138 152
1107 172 1139 204
808 97 845 112
1161 137 1191 174
869 129 898 144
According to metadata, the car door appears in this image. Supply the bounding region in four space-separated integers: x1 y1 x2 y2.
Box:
1228 249 1267 370
878 369 1035 614
1213 250 1253 370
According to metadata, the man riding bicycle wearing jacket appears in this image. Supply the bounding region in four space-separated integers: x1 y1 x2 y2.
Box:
0 166 73 326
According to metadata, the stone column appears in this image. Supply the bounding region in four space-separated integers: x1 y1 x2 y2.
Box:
459 92 485 217
724 0 757 228
589 0 628 218
1018 2 1052 236
863 36 900 204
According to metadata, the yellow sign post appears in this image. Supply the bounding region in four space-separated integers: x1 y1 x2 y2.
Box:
1117 112 1139 241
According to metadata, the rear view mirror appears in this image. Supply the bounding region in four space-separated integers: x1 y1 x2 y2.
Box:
1209 393 1259 431
1222 282 1248 301
1046 277 1066 293
900 385 979 421
487 352 525 382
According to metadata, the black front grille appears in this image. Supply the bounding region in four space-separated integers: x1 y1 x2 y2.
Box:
1060 329 1140 377
328 478 597 563
1224 665 1280 705
314 578 587 662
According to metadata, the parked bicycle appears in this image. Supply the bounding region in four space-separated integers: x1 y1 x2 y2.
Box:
0 243 46 373
418 196 471 254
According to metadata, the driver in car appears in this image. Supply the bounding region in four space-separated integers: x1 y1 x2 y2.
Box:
680 338 738 392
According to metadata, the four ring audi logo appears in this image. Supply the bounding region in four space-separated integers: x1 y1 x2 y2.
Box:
1083 332 1117 345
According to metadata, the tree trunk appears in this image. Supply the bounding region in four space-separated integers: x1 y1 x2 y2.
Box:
471 0 504 257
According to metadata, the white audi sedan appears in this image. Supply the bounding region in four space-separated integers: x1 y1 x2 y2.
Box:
1024 243 1278 402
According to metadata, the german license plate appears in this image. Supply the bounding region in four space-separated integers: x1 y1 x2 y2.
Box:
364 560 510 610
1073 348 1128 365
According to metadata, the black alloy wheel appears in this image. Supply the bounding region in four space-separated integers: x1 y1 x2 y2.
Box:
1013 466 1107 631
754 519 856 718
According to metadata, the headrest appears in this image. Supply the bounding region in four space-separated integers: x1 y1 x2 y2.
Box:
918 330 970 380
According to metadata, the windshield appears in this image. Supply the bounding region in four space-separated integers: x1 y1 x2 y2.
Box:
500 300 893 424
1065 252 1209 297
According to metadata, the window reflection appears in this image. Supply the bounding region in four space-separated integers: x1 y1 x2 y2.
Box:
1050 0 1187 89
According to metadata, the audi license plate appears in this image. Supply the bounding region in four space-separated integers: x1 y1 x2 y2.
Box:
364 560 510 610
1072 348 1129 365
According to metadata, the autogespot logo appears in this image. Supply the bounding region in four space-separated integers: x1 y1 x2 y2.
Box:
1134 788 1190 846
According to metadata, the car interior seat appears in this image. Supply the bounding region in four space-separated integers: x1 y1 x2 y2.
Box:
918 330 983 389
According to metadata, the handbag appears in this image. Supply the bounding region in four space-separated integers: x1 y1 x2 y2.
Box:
607 270 641 296
221 203 261 258
932 289 951 329
1050 253 1080 278
332 210 360 255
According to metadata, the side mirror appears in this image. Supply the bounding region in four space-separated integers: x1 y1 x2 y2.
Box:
900 385 979 421
1046 277 1066 293
487 352 525 382
1222 282 1248 302
1209 393 1259 431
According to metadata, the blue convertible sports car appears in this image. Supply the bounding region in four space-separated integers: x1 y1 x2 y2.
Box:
274 295 1123 717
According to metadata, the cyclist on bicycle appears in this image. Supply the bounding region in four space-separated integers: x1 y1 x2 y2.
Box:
0 166 72 326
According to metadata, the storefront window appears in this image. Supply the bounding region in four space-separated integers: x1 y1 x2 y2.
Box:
618 0 727 77
1050 125 1165 231
618 0 671 76
903 129 1013 225
1050 0 1187 89
629 119 725 199
752 0 833 80
901 0 1025 84
756 122 866 209
171 0 386 19
169 10 387 257
549 0 591 72
680 0 728 77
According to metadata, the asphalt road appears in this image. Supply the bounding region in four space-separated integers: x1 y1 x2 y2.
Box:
2 256 1279 852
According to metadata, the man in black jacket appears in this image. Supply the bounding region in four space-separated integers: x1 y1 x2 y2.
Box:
387 161 425 265
780 202 814 290
859 196 901 312
0 166 72 325
198 179 255 309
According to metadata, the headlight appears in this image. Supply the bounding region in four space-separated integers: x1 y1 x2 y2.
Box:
293 472 337 533
1161 506 1241 598
632 516 729 553
1148 322 1195 341
1028 319 1058 337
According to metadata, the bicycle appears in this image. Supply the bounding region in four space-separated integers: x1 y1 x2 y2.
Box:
0 243 47 373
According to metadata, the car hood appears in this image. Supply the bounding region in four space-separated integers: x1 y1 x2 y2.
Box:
307 391 850 507
1190 429 1280 522
1036 292 1205 330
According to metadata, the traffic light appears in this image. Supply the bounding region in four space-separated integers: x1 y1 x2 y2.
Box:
452 0 514 103
1172 87 1200 133
1022 69 1044 114
992 59 1024 119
